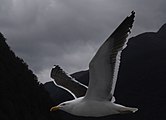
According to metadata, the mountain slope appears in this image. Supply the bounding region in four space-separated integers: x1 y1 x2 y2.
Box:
0 33 56 120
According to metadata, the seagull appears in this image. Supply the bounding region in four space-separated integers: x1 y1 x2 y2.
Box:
50 11 138 117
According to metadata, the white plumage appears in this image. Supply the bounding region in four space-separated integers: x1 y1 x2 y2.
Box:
50 11 138 117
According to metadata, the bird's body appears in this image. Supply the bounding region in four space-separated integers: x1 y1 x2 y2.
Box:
55 97 137 117
50 11 138 117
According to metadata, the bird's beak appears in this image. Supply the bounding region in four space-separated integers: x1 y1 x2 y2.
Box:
50 106 60 111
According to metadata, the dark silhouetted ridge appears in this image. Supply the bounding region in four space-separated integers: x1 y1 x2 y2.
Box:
0 33 59 120
44 81 74 105
157 23 166 39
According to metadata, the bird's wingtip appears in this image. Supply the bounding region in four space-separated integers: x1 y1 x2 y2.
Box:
129 11 135 18
131 10 135 14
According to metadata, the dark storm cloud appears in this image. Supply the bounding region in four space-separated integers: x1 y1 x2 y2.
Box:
0 0 165 83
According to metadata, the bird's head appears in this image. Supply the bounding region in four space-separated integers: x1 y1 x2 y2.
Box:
50 101 75 112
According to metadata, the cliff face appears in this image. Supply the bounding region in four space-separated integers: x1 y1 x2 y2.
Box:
114 24 166 119
0 33 55 120
45 24 166 120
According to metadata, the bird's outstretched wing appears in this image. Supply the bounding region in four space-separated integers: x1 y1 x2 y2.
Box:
51 65 87 98
85 11 135 101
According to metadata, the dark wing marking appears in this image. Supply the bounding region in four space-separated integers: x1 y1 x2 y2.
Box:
50 65 87 98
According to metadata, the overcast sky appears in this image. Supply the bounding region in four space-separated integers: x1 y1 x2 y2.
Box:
0 0 165 83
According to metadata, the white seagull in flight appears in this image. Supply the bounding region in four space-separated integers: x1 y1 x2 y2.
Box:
50 11 138 117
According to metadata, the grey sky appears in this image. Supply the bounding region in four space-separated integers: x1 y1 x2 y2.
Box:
0 0 165 83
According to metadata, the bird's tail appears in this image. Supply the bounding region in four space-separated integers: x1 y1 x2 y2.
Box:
112 103 138 114
118 106 138 114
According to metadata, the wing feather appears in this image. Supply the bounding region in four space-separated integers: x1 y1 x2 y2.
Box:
51 65 87 98
85 11 135 101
